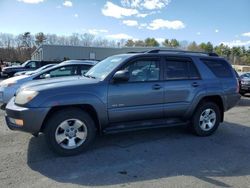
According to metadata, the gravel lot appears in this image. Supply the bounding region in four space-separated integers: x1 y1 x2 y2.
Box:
0 96 250 188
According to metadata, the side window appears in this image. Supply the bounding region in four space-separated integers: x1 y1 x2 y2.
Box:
123 59 160 82
189 62 200 79
39 65 78 78
164 58 200 80
27 61 37 68
201 59 233 78
80 65 91 75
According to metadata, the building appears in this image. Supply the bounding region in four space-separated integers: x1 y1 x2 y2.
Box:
31 45 170 61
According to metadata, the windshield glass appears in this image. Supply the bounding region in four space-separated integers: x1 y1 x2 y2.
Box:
21 60 31 67
85 55 130 80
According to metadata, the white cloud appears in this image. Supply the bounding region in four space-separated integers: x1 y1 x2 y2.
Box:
221 40 250 47
63 0 73 7
122 20 138 26
142 0 171 10
106 33 134 39
86 29 109 35
242 32 250 37
102 1 138 19
215 29 219 33
74 14 79 18
196 32 201 35
121 0 171 10
17 0 44 3
136 13 148 18
147 19 185 30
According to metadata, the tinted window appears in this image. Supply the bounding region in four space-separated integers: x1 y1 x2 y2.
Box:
27 61 37 68
201 59 233 78
164 58 200 80
80 65 92 75
39 65 78 79
123 59 160 82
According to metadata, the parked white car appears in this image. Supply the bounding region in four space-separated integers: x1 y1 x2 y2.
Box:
0 60 96 105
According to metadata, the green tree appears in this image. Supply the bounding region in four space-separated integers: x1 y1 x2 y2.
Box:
134 40 145 47
170 39 180 48
144 38 159 47
187 41 200 51
162 39 170 47
125 39 134 47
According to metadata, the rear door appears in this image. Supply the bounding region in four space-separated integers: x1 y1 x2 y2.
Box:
108 57 164 123
163 56 203 117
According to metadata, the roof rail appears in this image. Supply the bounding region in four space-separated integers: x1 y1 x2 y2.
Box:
145 49 219 57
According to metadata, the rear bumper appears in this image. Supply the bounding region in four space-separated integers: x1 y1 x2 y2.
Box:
5 98 50 134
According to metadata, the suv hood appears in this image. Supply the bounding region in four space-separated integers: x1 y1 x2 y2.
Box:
20 76 100 92
3 66 25 71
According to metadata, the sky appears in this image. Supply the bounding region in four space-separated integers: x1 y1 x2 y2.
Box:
0 0 249 47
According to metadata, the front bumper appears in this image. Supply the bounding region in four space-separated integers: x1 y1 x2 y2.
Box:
240 84 250 92
5 98 50 134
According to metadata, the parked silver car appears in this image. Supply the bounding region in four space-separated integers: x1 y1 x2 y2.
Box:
0 60 96 105
14 64 57 76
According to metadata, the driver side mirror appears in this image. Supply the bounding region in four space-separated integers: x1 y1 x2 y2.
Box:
113 70 129 82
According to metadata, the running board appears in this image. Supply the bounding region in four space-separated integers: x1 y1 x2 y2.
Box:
103 118 188 134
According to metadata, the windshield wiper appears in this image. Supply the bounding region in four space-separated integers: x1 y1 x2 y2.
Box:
83 74 96 79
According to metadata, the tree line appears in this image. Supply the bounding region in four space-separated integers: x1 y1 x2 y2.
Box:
0 32 250 65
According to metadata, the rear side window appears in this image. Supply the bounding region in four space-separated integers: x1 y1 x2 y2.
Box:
164 58 200 80
201 59 233 78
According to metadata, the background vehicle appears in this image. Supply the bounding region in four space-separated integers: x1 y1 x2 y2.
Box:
14 64 56 76
0 60 96 105
239 72 250 95
5 50 241 156
1 60 60 77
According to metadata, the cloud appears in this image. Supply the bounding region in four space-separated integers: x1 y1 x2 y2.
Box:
215 29 219 33
122 20 138 26
106 33 134 39
136 13 148 18
17 0 44 3
102 1 138 19
121 0 171 10
63 0 73 7
142 0 171 10
74 14 79 18
147 19 185 30
221 40 250 47
86 29 109 35
242 32 250 37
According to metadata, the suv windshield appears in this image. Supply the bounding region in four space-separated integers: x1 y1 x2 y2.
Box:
21 60 31 67
85 54 130 80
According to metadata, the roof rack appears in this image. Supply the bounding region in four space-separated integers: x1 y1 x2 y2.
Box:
145 49 219 57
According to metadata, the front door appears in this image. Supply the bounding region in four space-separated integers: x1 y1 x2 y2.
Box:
108 57 164 123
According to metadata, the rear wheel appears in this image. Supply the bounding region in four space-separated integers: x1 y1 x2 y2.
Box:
191 102 221 136
45 108 96 156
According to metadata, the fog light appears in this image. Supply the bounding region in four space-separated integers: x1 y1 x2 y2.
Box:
9 117 24 127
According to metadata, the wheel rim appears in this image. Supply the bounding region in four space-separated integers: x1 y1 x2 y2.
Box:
199 108 216 131
55 119 87 150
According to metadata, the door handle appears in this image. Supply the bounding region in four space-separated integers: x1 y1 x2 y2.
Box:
152 84 162 90
192 82 199 87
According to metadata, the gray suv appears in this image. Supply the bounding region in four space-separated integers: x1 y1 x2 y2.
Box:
5 50 241 156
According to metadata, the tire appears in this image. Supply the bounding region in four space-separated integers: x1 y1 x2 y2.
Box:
240 92 245 96
191 102 221 136
45 108 96 156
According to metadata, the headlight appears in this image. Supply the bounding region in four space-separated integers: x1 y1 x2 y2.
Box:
0 80 16 87
15 90 38 105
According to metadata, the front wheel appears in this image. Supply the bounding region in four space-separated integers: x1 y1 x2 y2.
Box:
191 102 221 136
45 108 96 156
